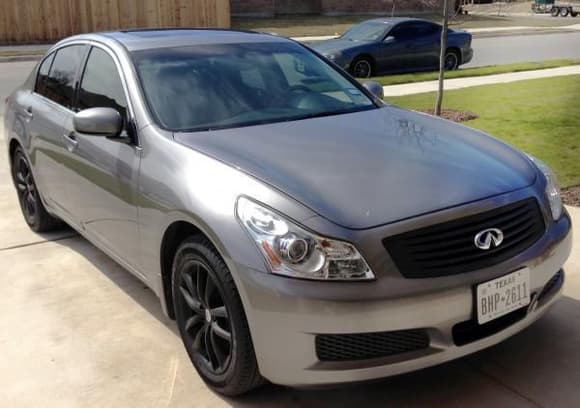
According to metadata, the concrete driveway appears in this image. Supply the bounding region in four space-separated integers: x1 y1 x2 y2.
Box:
0 126 578 408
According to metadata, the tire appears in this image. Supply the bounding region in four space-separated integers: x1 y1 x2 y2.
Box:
560 7 570 17
350 56 374 78
11 147 63 232
172 235 263 396
551 7 560 16
572 11 578 17
444 49 460 71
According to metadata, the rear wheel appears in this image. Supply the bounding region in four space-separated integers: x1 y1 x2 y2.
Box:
551 7 560 16
11 147 63 232
350 56 374 78
560 7 570 17
172 235 262 396
444 49 460 71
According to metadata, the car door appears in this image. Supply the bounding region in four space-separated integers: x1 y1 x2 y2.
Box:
26 45 88 220
374 23 416 73
408 22 442 69
64 45 142 269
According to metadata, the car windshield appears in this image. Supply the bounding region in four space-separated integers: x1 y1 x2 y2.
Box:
132 41 376 132
341 21 391 42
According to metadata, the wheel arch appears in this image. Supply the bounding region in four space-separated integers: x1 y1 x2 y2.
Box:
446 46 462 65
159 219 231 320
8 138 22 165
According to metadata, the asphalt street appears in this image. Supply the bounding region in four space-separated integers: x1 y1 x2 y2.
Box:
1 31 580 116
465 31 580 68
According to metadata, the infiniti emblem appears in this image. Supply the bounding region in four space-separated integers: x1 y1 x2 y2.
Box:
474 228 504 250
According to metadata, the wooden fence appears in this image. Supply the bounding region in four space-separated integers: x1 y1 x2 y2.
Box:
0 0 231 44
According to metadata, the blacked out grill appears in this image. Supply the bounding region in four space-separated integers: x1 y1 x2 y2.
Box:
383 198 545 278
315 329 430 362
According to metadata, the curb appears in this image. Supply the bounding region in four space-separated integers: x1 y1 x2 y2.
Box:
0 55 41 63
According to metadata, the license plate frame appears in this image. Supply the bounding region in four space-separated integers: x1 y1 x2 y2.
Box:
476 268 531 325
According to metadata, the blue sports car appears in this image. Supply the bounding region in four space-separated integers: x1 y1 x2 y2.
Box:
311 17 473 78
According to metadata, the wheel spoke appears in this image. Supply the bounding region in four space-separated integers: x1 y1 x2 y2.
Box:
210 330 227 368
184 315 203 332
204 326 218 369
196 263 205 304
211 321 231 342
182 271 195 297
179 286 202 313
192 323 205 352
16 182 26 192
204 272 215 306
211 305 228 319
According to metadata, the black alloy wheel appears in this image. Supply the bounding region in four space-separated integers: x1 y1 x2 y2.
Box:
11 147 63 232
444 50 459 71
172 235 262 396
177 258 233 375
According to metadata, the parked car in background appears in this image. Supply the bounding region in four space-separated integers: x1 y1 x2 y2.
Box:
4 29 570 397
311 17 473 78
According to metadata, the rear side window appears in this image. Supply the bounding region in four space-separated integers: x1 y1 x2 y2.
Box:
78 47 128 121
40 45 87 109
36 53 55 96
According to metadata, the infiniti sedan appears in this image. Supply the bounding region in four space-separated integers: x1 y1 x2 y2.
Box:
312 18 473 78
4 29 571 396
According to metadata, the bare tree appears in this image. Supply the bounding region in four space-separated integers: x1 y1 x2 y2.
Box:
435 0 451 116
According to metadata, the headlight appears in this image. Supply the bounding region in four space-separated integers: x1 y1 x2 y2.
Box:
236 197 374 281
324 52 340 61
527 154 563 220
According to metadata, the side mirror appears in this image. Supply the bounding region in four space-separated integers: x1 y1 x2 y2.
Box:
383 36 395 44
362 81 384 100
73 107 123 137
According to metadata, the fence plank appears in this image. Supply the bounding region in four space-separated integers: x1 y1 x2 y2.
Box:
0 0 231 44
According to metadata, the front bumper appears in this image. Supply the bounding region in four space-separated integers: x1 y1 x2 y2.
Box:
462 47 474 65
234 213 572 386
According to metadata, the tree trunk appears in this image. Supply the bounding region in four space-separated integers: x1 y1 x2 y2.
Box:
435 0 450 116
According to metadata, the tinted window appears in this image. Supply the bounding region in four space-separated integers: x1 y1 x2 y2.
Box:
391 22 440 40
42 45 87 108
35 53 55 97
133 42 375 132
78 47 128 122
342 21 391 42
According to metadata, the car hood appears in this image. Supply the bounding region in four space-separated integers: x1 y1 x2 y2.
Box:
310 38 363 55
175 107 536 229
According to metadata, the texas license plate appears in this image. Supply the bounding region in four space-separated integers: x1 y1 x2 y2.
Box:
476 268 531 325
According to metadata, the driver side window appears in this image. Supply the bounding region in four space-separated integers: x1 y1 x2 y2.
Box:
77 46 128 124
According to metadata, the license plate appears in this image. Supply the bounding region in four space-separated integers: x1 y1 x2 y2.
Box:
476 268 531 325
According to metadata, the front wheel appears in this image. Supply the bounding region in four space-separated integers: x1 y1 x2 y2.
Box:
350 56 374 78
551 7 560 16
172 235 263 396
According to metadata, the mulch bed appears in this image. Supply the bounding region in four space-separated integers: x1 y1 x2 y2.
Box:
420 109 479 123
562 185 580 207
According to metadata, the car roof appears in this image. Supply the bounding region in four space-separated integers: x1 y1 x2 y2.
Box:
364 17 434 25
95 29 289 52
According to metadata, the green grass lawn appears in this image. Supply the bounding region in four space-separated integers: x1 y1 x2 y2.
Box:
371 60 580 86
388 75 580 188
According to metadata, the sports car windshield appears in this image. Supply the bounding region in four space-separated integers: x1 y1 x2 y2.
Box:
132 42 376 132
341 22 391 42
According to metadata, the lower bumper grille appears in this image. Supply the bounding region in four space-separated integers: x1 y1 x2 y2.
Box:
315 329 430 362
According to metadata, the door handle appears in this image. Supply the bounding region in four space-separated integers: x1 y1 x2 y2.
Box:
23 106 33 120
63 132 79 152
